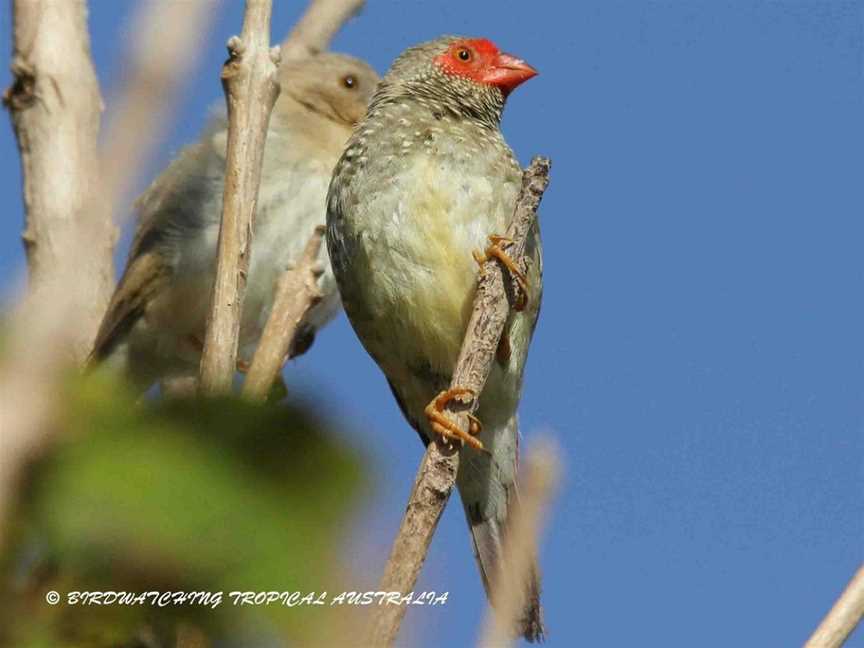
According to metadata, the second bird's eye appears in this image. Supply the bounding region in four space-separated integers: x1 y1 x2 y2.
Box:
342 74 357 89
456 48 472 62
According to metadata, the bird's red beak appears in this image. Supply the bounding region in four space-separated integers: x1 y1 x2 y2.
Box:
482 52 538 95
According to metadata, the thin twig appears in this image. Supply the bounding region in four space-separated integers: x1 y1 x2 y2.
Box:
280 0 365 61
199 0 281 394
241 226 325 402
804 564 864 648
478 440 561 648
366 156 552 646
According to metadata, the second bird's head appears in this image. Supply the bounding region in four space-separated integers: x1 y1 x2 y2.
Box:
276 52 380 128
374 35 538 128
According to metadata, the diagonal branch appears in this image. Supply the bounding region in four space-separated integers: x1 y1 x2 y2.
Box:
198 0 281 395
366 156 552 646
241 226 325 402
804 564 864 648
280 0 365 61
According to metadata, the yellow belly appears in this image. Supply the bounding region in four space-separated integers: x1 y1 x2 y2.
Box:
369 159 492 375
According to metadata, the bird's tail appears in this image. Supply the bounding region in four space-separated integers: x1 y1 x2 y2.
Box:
456 414 545 642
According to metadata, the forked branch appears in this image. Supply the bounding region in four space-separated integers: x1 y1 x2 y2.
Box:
199 0 368 395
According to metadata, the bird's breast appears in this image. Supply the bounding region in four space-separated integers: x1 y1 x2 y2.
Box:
344 146 520 376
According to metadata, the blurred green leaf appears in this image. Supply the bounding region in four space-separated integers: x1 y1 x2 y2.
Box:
3 373 367 647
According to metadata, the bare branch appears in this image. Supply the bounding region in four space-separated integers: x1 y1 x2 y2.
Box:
4 0 106 361
0 0 214 547
5 0 214 362
199 0 281 394
280 0 365 61
366 156 552 646
241 226 325 402
478 440 561 648
804 564 864 648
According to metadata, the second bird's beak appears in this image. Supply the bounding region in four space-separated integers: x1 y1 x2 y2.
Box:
483 53 538 95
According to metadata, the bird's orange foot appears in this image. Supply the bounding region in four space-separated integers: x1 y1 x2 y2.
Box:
473 234 529 311
424 387 484 450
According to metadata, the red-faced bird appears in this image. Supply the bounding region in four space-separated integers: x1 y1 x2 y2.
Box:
326 36 544 641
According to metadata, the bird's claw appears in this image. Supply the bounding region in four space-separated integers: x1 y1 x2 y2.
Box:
424 387 485 451
473 234 529 311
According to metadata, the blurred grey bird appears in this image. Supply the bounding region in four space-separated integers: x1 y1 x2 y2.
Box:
90 53 379 389
327 36 544 640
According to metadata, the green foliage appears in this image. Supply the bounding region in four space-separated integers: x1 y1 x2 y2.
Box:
2 374 366 647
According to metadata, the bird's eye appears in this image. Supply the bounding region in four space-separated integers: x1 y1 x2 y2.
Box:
456 48 472 62
342 74 357 89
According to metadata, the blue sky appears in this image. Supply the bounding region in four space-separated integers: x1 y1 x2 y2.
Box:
2 1 863 646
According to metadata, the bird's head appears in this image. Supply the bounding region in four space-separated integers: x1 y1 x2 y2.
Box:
432 38 537 97
276 52 379 128
375 36 537 128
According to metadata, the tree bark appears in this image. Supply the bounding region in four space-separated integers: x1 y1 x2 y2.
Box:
4 0 109 362
804 565 864 648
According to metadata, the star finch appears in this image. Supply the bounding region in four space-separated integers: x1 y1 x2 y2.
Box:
90 53 379 389
326 36 544 640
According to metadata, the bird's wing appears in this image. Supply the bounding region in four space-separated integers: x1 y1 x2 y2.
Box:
457 414 545 642
524 217 544 337
90 137 216 363
89 249 170 363
129 137 215 260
